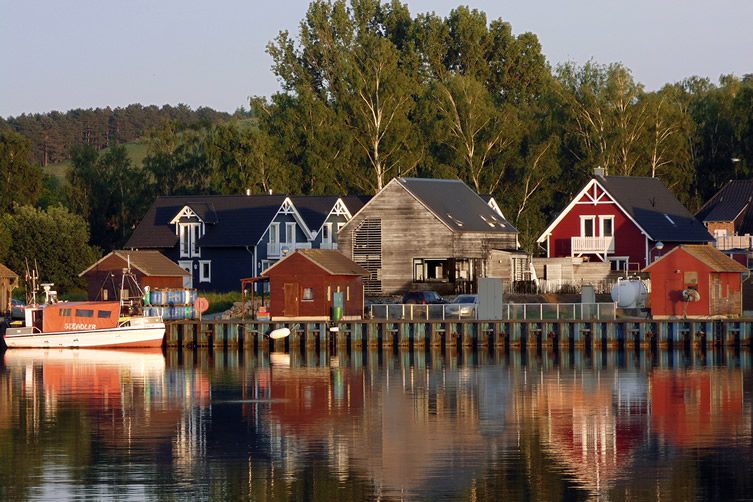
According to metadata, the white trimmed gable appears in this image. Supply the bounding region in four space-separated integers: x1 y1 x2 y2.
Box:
170 205 204 224
257 197 315 245
536 178 650 243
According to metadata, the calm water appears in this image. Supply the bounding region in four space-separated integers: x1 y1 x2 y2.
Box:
1 347 752 501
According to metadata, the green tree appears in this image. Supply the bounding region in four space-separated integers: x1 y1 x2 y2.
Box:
0 205 99 292
0 130 43 211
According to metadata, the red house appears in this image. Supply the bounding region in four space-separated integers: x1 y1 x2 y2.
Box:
79 250 190 301
537 171 713 272
643 244 748 319
261 249 368 321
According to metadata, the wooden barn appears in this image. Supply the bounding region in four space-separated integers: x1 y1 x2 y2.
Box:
643 245 748 319
337 177 519 297
261 249 368 321
79 250 190 301
0 263 19 316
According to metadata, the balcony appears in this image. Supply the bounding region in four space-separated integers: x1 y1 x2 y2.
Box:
715 234 753 251
571 236 615 255
267 241 312 258
319 242 338 250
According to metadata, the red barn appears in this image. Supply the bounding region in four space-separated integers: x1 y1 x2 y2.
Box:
261 249 368 321
643 244 748 319
80 250 190 301
537 170 712 272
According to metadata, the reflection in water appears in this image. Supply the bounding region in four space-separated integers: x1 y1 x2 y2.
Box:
0 347 751 500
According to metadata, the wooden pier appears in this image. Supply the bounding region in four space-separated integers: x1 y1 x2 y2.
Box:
165 318 753 351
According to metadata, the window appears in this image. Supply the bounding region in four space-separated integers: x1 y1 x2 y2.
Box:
322 223 332 243
199 260 211 283
98 310 112 319
75 309 94 317
286 222 297 245
269 223 280 244
179 222 202 258
61 308 72 317
581 216 595 237
412 258 449 282
600 216 614 237
302 288 314 301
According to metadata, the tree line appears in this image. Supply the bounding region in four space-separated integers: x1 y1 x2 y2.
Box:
1 0 752 292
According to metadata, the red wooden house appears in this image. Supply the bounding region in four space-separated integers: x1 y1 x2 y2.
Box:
643 244 748 319
537 171 712 272
79 250 190 301
261 249 368 321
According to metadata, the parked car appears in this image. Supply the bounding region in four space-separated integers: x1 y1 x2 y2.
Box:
10 299 25 320
401 291 447 305
445 294 478 318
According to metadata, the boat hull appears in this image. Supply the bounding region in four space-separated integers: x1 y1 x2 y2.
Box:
3 326 165 349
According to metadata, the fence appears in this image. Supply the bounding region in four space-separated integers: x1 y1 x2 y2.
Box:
367 302 616 321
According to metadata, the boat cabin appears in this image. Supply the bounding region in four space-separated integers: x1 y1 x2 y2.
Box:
23 302 121 333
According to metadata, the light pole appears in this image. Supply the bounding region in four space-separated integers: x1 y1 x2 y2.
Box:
650 241 664 264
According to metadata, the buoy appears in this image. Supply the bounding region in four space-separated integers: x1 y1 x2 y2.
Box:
269 327 291 339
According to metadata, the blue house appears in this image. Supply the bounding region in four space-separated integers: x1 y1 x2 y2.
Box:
125 194 369 292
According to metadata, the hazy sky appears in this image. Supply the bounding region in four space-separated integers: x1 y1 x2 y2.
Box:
2 0 752 118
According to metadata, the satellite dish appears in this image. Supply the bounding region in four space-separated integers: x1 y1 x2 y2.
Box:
682 289 701 302
269 327 291 339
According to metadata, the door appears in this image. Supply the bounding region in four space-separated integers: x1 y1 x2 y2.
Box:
283 283 299 317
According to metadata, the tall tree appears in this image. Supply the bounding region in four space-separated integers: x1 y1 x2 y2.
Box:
0 130 43 211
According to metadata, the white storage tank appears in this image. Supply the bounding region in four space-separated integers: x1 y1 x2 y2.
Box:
611 277 648 308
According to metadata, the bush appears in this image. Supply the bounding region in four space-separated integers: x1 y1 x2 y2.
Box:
200 291 243 315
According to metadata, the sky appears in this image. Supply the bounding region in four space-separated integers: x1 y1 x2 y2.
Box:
1 0 752 118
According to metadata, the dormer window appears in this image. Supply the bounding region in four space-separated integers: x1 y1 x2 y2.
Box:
179 222 202 258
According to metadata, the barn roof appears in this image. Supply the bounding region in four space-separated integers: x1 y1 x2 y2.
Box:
397 178 517 233
695 180 753 233
0 263 18 278
262 249 369 277
599 176 712 243
79 250 191 277
644 245 749 273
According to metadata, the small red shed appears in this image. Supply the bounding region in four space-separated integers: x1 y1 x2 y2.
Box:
80 250 190 301
644 245 748 319
261 249 368 321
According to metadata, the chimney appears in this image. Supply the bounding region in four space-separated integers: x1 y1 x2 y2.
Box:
245 188 251 196
268 188 273 195
593 166 605 178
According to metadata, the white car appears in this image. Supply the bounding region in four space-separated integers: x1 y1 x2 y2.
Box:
445 294 478 318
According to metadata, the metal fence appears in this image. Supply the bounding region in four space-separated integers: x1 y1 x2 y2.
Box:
367 302 617 321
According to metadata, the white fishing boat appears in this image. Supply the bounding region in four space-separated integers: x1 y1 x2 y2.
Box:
2 263 165 349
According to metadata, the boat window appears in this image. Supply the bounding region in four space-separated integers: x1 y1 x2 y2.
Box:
61 308 72 316
75 309 94 317
97 310 112 319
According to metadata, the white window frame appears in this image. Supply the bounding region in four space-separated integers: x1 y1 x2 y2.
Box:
178 222 202 258
599 215 614 237
580 215 596 237
286 222 297 245
199 260 211 283
269 223 280 244
322 223 333 244
178 260 193 288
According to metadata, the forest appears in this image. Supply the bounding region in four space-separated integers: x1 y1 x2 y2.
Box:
1 0 752 291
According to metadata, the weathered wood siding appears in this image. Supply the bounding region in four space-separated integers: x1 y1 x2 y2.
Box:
340 182 517 296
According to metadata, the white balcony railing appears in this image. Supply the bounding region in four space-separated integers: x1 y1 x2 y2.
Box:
319 242 338 250
715 234 753 251
267 241 313 258
571 236 615 254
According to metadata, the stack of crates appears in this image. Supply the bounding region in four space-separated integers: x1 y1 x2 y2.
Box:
144 288 198 320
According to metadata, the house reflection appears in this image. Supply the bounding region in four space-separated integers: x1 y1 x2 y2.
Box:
650 369 750 448
515 370 650 496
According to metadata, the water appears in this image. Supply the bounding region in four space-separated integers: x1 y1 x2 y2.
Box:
1 347 752 501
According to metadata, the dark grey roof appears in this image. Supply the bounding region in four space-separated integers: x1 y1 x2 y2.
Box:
696 180 753 233
126 195 287 249
397 178 517 233
288 196 340 233
186 202 218 224
341 195 371 216
599 176 712 243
